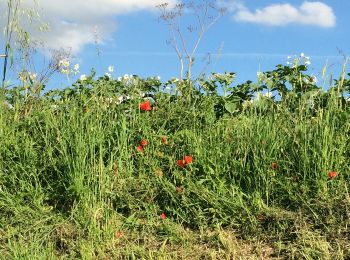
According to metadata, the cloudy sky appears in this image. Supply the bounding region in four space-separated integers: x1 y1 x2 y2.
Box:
1 0 349 88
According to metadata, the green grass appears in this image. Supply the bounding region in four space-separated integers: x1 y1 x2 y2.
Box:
0 72 350 259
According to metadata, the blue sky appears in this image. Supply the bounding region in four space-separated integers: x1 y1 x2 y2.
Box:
1 0 350 89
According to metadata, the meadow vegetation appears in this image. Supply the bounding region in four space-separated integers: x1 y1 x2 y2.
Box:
0 58 350 259
1 0 350 258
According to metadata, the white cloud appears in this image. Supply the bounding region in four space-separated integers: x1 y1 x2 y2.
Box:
0 0 178 54
233 1 336 28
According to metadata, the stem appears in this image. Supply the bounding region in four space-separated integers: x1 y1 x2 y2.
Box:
2 0 20 90
170 26 184 82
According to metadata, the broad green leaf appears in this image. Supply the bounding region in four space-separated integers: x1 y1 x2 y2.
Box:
224 101 238 114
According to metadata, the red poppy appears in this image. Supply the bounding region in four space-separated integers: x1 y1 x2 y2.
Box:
137 145 143 152
177 155 193 168
140 101 152 111
328 171 337 179
176 160 186 168
184 155 193 165
176 187 182 193
161 136 167 144
160 212 166 220
271 162 277 170
139 139 148 147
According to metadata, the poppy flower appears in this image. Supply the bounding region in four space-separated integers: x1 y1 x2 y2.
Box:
328 171 337 179
161 136 167 144
176 187 182 193
140 101 152 111
271 162 277 170
184 155 193 165
177 155 193 168
137 145 143 153
139 139 148 147
160 212 166 220
176 160 186 168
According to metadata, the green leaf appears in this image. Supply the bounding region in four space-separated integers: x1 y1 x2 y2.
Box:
6 44 13 66
224 101 238 114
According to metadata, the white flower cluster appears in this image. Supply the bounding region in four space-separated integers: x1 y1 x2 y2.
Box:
304 75 318 84
169 77 179 83
58 58 79 77
287 53 311 67
243 92 274 107
150 76 161 81
92 94 131 108
29 72 37 81
117 94 131 104
117 74 134 82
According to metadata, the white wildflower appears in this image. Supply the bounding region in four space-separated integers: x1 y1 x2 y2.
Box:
28 72 37 81
300 52 305 58
58 59 70 76
58 59 70 68
80 74 87 81
263 92 272 98
108 65 114 73
117 95 124 104
311 75 318 83
73 64 79 75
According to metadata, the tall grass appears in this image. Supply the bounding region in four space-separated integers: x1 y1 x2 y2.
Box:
0 69 349 258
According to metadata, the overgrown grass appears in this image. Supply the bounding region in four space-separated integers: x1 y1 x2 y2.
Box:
0 68 350 259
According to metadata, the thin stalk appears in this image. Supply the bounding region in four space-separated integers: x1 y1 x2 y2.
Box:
2 0 20 90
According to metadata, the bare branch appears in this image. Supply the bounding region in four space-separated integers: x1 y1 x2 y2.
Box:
157 0 225 86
